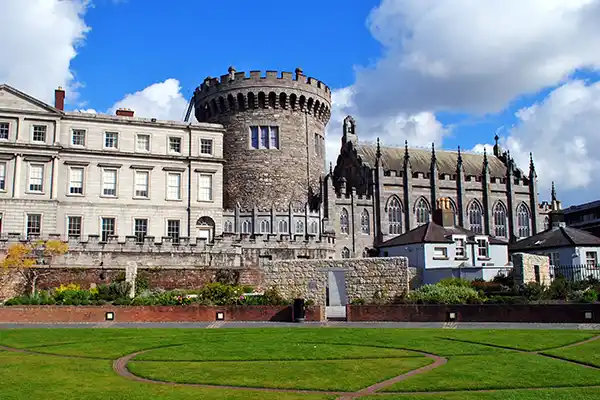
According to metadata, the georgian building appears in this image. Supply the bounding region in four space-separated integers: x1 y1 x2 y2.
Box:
0 84 224 242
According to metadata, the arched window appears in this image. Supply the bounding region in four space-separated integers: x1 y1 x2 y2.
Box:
493 202 508 238
260 220 270 234
278 219 288 234
544 216 550 231
241 220 252 234
360 209 370 234
468 200 484 234
237 93 246 111
517 203 531 238
387 196 402 235
340 208 349 234
310 220 318 234
415 198 430 226
341 247 350 259
224 220 233 233
295 220 304 234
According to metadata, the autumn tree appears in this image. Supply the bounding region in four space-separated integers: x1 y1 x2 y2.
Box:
1 240 68 295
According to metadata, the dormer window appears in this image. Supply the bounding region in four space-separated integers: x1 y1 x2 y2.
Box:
477 238 489 258
454 236 466 257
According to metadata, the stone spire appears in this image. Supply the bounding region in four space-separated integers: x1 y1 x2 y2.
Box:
376 137 382 160
493 134 501 157
529 152 536 177
403 140 411 166
457 145 463 170
483 146 489 171
430 142 437 167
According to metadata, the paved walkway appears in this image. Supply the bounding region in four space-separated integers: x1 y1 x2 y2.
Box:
1 321 600 329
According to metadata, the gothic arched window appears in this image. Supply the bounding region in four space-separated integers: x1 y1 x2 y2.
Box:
493 202 507 238
340 208 349 234
310 220 318 234
415 198 430 226
260 220 270 234
387 196 402 235
278 219 288 234
295 220 304 234
224 220 233 233
360 209 370 234
468 200 484 234
341 247 350 259
241 220 252 234
517 203 531 238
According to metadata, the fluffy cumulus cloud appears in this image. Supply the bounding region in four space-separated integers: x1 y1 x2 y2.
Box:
334 0 600 205
109 79 192 122
0 0 90 104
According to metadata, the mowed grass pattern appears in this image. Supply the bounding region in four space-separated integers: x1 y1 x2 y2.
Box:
1 328 600 399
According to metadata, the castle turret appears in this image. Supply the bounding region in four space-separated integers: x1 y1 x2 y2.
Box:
193 68 332 210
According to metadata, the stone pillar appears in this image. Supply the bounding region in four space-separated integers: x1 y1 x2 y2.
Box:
125 261 138 298
51 156 59 199
12 153 22 198
512 253 551 286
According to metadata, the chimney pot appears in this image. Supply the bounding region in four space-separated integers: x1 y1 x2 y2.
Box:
54 87 65 111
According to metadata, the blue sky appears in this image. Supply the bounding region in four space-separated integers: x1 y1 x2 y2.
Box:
2 0 600 207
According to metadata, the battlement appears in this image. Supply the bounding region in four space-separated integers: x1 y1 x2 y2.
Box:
194 68 331 124
197 68 331 98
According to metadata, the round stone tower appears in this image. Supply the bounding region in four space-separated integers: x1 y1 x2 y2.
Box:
193 67 331 210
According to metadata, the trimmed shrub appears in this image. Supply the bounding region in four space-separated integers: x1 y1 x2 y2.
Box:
408 284 483 304
438 278 472 288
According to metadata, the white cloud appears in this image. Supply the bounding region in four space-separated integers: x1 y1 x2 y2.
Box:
0 0 90 104
500 80 600 204
471 143 494 154
352 0 600 118
108 79 192 122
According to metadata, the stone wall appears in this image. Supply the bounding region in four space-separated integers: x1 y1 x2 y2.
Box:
261 256 411 305
512 252 551 286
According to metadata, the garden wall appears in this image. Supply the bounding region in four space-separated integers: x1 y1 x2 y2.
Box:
0 305 322 323
347 304 600 323
261 257 415 305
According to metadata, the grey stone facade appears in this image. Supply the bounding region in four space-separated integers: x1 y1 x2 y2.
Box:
261 257 413 305
512 252 551 286
193 68 331 210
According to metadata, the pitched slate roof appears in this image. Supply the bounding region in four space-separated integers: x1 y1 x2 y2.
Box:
357 144 513 178
509 226 600 252
378 222 508 248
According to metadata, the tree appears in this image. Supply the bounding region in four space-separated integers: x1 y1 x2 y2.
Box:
1 240 68 295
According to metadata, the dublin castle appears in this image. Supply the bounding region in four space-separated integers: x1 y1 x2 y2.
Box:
0 67 547 262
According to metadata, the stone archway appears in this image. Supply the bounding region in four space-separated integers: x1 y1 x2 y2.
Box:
196 216 215 242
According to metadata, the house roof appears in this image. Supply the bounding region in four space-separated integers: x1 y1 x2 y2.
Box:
378 222 508 248
0 83 63 115
356 143 516 178
509 226 600 252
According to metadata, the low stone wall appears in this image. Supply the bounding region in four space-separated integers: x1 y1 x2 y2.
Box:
261 257 413 305
347 304 600 323
0 305 322 323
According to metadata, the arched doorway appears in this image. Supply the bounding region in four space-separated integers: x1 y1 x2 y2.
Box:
196 216 215 242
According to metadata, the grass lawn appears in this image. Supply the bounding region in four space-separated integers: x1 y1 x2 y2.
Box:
1 327 600 399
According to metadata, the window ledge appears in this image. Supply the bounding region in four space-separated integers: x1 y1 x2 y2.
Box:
454 257 469 261
100 195 118 199
478 257 491 261
165 198 183 202
133 197 151 200
433 257 449 260
66 193 84 197
25 191 45 195
197 199 214 203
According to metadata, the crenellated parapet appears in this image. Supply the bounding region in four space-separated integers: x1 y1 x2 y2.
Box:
194 68 331 124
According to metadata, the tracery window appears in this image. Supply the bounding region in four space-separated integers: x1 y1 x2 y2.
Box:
468 201 484 234
387 196 402 235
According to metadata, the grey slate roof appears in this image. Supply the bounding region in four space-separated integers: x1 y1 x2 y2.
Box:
357 144 511 178
378 222 508 248
509 226 600 252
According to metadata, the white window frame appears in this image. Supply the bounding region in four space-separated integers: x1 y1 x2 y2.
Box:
249 125 280 149
71 129 86 147
68 167 85 196
31 125 47 143
135 133 151 152
166 172 182 201
168 136 183 155
133 170 150 199
454 236 466 258
26 213 42 239
67 215 83 239
0 162 6 191
101 168 118 197
433 247 448 258
27 163 44 193
133 218 149 243
104 131 119 150
0 122 9 140
477 238 489 258
200 138 213 155
197 173 213 202
586 251 598 267
100 217 116 242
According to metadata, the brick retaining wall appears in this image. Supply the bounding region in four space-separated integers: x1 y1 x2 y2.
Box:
0 305 322 323
347 304 600 323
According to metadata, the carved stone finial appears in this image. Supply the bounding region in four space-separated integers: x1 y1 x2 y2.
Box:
483 146 488 168
551 181 557 202
529 152 535 171
376 137 382 159
329 162 333 175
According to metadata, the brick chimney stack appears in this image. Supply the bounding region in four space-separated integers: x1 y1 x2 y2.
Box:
116 108 134 117
432 197 455 227
54 87 65 111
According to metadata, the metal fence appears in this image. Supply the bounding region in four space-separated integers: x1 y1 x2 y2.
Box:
550 264 600 282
